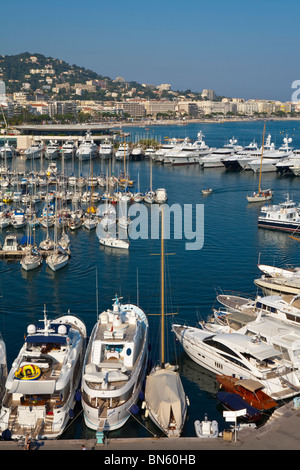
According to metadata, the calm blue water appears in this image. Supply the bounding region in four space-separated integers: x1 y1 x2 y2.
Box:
2 120 300 439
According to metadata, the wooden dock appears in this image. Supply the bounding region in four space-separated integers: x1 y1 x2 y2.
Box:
0 250 70 259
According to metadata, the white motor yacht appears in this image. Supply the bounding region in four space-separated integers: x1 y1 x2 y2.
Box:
131 145 144 160
11 208 26 229
99 139 113 159
153 138 178 163
81 296 148 432
248 137 294 173
115 143 130 161
144 147 156 159
205 297 300 372
172 324 300 400
217 292 300 327
25 141 44 160
76 133 98 161
168 132 211 165
45 140 60 160
275 149 300 175
0 142 14 159
0 308 87 439
3 234 18 251
223 138 266 171
154 188 168 204
200 137 242 168
257 194 300 233
62 140 77 160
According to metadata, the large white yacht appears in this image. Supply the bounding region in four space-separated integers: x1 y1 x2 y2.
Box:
153 138 178 163
0 142 14 159
167 132 211 166
25 141 44 160
62 140 77 160
45 140 60 160
217 291 300 328
76 132 98 161
99 138 113 159
200 137 242 168
221 139 262 171
248 136 294 173
172 324 300 400
81 296 149 432
115 143 130 161
0 307 87 439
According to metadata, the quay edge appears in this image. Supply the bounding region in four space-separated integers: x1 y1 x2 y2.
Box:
0 401 299 451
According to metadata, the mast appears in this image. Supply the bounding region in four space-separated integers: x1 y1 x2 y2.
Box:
258 122 266 194
161 208 165 366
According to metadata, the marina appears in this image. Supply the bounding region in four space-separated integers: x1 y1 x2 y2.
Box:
1 120 300 448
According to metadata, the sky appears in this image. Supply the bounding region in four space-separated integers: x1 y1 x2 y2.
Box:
1 0 300 101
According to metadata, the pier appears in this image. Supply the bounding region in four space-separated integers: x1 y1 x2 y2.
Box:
0 401 299 451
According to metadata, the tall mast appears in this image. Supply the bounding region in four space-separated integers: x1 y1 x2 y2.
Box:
161 208 165 366
258 122 266 194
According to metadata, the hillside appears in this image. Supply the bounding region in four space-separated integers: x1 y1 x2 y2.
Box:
0 52 200 101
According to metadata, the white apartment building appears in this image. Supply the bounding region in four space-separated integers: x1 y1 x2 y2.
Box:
144 100 176 116
177 101 198 116
116 101 146 118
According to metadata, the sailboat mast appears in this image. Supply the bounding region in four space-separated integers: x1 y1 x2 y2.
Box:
258 122 266 193
161 208 165 366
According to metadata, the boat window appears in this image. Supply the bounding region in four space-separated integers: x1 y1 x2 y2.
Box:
219 354 251 371
203 337 240 358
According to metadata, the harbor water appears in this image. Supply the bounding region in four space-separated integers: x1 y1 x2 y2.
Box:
2 119 300 440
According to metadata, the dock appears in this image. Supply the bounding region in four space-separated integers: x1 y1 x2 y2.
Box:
0 401 299 451
0 250 70 259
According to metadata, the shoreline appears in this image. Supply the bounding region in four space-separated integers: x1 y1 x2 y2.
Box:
115 116 300 128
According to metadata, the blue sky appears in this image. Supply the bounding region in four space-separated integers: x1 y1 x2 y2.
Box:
1 0 299 101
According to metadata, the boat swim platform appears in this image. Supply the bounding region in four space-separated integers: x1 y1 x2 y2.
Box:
0 401 300 451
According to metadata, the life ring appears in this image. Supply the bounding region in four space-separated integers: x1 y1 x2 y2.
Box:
15 364 42 381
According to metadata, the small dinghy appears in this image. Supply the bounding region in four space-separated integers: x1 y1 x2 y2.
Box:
202 188 213 195
194 413 219 438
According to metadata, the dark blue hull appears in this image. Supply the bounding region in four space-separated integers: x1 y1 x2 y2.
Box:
258 219 300 233
217 391 262 422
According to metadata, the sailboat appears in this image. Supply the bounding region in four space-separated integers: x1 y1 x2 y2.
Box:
144 157 155 204
133 170 144 203
20 213 42 271
83 161 98 230
143 208 188 437
46 193 69 272
246 123 273 203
